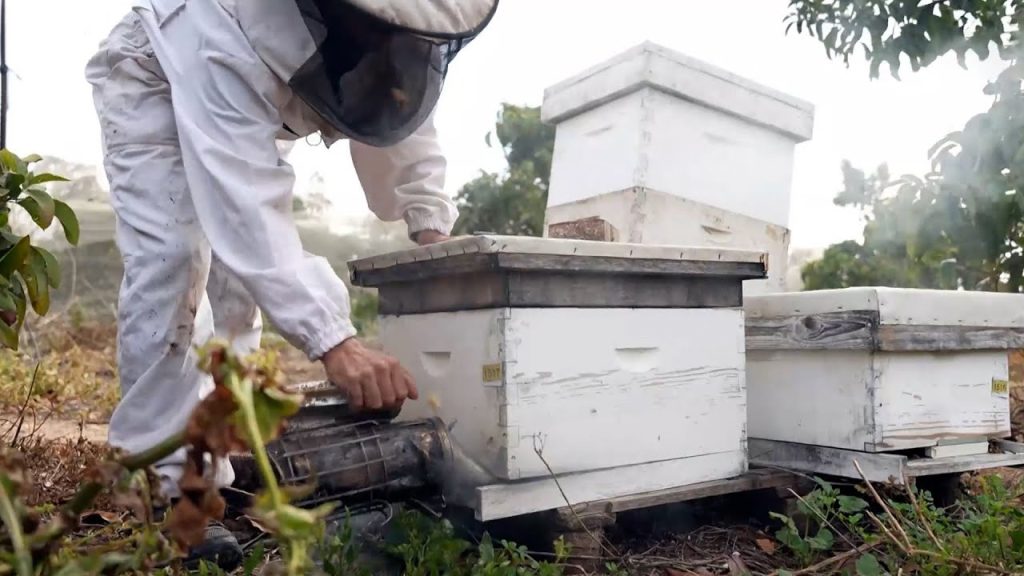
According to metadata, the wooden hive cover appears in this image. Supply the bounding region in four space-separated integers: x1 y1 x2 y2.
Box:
745 287 1024 352
348 235 767 315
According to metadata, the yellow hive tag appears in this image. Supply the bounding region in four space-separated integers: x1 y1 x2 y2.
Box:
992 378 1009 395
482 363 503 383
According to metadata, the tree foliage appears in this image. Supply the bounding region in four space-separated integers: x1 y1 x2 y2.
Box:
0 151 78 347
787 0 1024 78
789 1 1024 291
452 104 554 237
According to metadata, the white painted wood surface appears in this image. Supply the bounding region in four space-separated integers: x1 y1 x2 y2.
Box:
872 351 1009 450
474 449 746 521
544 188 789 294
926 442 990 459
745 287 1024 328
748 350 876 450
541 42 814 141
746 289 1016 452
750 439 1024 483
540 42 814 230
383 307 748 481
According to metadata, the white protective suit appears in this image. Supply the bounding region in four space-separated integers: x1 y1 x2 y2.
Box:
84 0 463 495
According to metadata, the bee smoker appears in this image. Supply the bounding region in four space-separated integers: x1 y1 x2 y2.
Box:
230 381 494 512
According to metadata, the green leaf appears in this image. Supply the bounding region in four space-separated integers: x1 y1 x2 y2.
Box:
0 316 17 349
0 150 20 172
0 279 27 350
247 385 303 445
33 247 61 289
1010 529 1024 550
11 277 26 327
479 532 495 564
806 527 835 551
0 286 15 313
17 198 48 231
18 250 50 316
54 201 80 245
855 552 884 576
20 189 55 229
838 495 869 513
0 236 32 277
2 172 24 196
21 154 42 165
27 173 69 186
242 542 265 576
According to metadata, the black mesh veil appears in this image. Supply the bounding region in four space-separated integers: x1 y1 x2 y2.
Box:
289 0 488 148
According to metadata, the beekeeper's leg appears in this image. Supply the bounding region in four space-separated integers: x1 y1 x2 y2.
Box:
207 255 263 355
85 12 233 497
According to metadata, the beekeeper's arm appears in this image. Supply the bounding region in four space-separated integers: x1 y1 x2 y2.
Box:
350 111 459 241
146 3 353 362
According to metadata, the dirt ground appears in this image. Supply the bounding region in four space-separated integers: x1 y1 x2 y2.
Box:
7 325 1024 575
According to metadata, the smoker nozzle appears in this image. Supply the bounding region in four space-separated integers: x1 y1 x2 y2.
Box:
424 423 498 509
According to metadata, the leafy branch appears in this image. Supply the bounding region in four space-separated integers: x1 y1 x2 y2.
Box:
0 150 79 349
0 340 335 575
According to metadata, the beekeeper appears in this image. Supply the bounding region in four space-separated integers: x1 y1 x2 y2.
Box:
85 0 496 567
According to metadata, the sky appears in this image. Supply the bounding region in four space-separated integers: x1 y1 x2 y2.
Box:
6 0 1008 250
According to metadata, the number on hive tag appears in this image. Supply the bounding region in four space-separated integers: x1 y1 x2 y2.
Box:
992 378 1009 395
482 363 503 383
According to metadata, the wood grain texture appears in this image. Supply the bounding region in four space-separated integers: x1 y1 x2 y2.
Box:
750 439 1024 482
474 450 746 521
547 216 618 242
746 350 877 451
376 271 744 315
871 351 1010 451
905 452 1024 477
748 439 908 484
746 309 1024 352
352 252 765 287
384 308 747 482
586 468 800 514
877 325 1024 352
745 310 877 351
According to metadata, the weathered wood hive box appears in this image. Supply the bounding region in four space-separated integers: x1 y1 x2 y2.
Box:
745 287 1024 452
349 235 766 508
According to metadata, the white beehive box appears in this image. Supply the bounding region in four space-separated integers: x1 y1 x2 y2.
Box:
541 42 814 294
745 288 1023 453
349 235 766 517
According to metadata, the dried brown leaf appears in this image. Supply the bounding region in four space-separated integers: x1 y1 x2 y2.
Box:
755 537 776 555
80 510 120 525
727 552 751 576
167 496 207 548
184 384 245 457
166 458 225 547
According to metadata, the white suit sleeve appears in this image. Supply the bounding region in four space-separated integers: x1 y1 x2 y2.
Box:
142 1 355 360
350 112 459 238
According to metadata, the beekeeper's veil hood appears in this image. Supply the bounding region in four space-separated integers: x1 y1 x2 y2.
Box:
235 0 498 147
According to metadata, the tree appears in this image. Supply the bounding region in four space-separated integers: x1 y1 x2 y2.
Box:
789 1 1024 292
801 162 971 290
452 104 554 236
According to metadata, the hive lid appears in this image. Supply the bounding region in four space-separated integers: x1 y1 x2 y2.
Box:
540 41 815 141
746 287 1024 353
348 234 767 287
745 287 1024 328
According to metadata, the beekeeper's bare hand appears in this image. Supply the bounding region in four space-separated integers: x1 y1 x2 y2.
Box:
322 337 418 412
414 230 449 245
